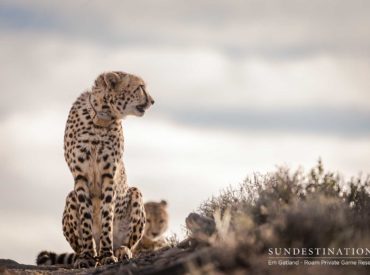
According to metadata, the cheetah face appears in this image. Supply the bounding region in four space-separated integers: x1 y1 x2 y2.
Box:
95 71 154 119
144 200 169 240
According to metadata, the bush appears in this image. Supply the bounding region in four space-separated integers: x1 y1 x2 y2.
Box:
194 160 370 274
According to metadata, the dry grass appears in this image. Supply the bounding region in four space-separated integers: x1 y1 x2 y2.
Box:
191 160 370 274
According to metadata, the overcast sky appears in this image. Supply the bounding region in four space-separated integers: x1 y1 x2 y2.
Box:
0 0 369 264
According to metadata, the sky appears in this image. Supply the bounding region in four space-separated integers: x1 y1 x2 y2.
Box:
0 0 369 264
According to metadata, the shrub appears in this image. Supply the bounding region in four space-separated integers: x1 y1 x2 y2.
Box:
194 160 370 274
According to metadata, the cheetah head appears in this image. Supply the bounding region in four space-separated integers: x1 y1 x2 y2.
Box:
94 71 154 119
144 200 169 240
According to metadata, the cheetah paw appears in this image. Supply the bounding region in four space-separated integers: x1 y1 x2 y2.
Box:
74 255 96 269
100 255 117 265
114 246 132 262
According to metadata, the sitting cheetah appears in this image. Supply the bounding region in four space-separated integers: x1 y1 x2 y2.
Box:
36 71 154 268
134 200 169 254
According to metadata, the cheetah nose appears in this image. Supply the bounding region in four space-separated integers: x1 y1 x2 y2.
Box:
151 99 155 105
152 232 159 237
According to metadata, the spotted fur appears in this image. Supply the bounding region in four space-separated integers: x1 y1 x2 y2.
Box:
36 71 154 268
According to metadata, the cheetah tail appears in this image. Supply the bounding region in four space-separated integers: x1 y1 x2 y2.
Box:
36 251 76 266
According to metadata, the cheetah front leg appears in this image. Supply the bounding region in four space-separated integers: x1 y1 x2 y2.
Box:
113 187 146 261
98 173 117 265
73 175 97 268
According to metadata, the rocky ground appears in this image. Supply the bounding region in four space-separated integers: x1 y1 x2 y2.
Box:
0 214 218 275
0 244 199 275
0 239 200 274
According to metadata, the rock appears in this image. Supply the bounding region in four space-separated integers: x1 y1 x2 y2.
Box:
185 212 216 241
0 259 20 268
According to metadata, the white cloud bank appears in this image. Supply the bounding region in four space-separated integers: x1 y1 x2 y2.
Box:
0 34 369 114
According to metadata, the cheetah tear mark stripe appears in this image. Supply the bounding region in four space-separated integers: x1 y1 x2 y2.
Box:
138 86 149 108
36 251 76 266
142 87 149 105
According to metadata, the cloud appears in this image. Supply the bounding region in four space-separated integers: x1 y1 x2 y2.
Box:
1 0 370 57
164 107 370 136
0 33 369 137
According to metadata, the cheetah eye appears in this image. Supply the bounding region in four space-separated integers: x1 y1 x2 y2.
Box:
134 86 141 93
146 219 151 223
159 220 164 224
134 85 145 94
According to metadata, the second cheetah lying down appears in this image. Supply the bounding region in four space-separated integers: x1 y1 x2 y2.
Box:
134 200 169 254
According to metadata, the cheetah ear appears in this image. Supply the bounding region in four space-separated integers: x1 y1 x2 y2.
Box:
120 73 130 87
103 72 120 90
160 200 167 207
94 74 106 89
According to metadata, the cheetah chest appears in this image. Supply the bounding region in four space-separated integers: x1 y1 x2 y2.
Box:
74 129 123 196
